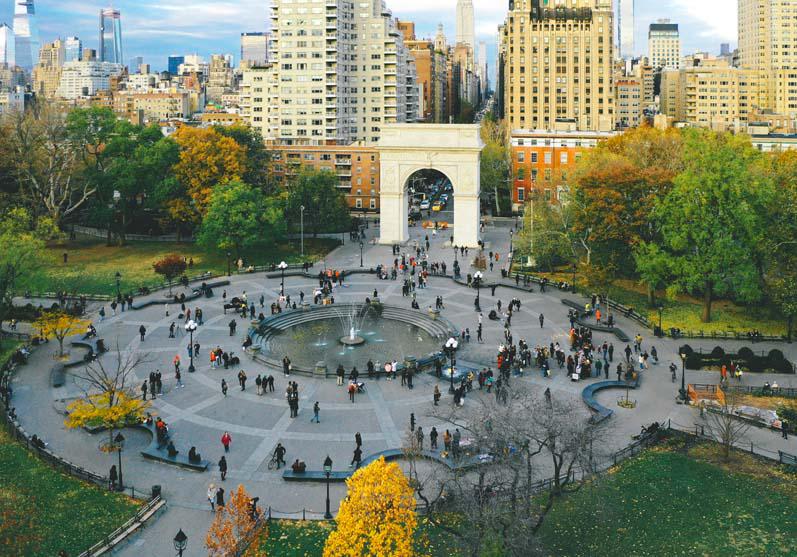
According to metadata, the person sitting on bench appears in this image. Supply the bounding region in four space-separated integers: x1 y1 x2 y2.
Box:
167 441 179 457
291 459 306 473
188 446 202 463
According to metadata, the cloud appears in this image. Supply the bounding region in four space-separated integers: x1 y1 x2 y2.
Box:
669 0 737 42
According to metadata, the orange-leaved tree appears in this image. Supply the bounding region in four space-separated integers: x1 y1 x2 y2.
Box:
153 254 188 295
33 310 90 357
206 484 263 557
323 456 417 557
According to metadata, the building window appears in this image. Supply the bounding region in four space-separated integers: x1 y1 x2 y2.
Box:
369 199 376 209
518 188 525 202
560 152 568 164
356 198 363 208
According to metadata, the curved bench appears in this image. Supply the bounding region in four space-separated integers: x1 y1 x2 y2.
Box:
130 280 231 310
138 422 209 471
582 378 640 424
282 448 480 482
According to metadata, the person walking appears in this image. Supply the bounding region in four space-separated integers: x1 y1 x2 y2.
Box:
416 426 424 450
221 431 232 453
311 401 320 423
141 380 148 401
139 325 146 342
109 464 118 491
175 367 183 388
624 344 632 363
430 426 438 450
207 484 217 510
539 314 544 328
433 385 441 406
218 456 228 481
256 374 262 396
348 381 356 403
215 486 225 509
221 379 228 396
274 443 287 469
355 432 362 448
350 445 363 469
783 418 789 440
238 370 247 391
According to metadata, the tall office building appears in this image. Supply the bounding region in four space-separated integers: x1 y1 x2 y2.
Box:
168 55 184 76
456 0 475 48
648 20 680 70
500 0 615 132
13 0 39 70
0 23 14 67
241 32 269 67
477 41 488 96
64 36 82 62
738 0 797 115
720 43 731 57
618 0 634 59
99 8 123 65
31 38 64 97
267 0 418 145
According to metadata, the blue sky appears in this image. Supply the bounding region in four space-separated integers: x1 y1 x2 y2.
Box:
0 1 735 75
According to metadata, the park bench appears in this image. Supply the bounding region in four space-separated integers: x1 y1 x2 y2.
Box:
582 377 640 424
139 422 209 471
130 280 230 310
572 317 631 343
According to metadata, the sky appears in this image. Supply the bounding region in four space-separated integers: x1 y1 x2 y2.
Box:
0 0 737 76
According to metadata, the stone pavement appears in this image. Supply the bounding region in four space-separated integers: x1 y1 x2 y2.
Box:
7 217 797 557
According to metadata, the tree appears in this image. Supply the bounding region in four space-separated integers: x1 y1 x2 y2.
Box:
635 130 772 322
171 126 247 224
33 311 90 357
6 103 93 226
702 388 751 462
285 169 351 237
152 254 187 295
64 347 150 452
205 484 262 557
514 193 573 271
323 457 417 557
214 125 276 195
480 117 511 216
197 181 286 258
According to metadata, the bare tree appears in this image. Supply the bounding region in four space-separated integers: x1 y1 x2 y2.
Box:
406 385 605 557
701 388 751 462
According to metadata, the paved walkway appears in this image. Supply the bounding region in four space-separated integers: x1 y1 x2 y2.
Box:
7 219 797 557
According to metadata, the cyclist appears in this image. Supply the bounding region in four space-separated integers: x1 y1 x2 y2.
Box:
274 443 287 469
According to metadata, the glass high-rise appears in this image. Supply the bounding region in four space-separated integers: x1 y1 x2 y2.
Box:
64 36 82 63
99 8 123 64
13 0 40 70
168 55 184 76
0 23 15 67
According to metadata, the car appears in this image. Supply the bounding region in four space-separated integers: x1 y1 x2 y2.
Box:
432 202 443 212
440 193 449 202
420 200 431 210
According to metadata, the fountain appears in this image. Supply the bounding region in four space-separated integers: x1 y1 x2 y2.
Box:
334 306 370 346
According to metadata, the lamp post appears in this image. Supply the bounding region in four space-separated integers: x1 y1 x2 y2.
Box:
657 305 664 338
509 229 514 252
453 244 458 263
115 271 121 298
185 320 197 372
359 241 364 268
444 337 458 394
173 529 188 557
278 261 288 294
300 205 305 258
226 251 231 277
473 271 483 312
114 432 125 492
323 455 333 519
679 352 688 403
571 262 577 294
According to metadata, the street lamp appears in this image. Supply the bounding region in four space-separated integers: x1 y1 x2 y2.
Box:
509 229 514 252
359 241 364 268
278 261 288 294
444 337 459 394
679 352 688 403
185 320 197 372
115 272 122 298
114 432 125 492
226 251 231 277
657 304 664 338
473 271 483 312
453 244 458 263
300 205 305 258
173 529 188 557
571 263 577 294
323 455 333 519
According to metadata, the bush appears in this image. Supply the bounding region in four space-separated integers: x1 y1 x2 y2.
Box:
737 346 754 360
679 344 694 356
710 346 725 358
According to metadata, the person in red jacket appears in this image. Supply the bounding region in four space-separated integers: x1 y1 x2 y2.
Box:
221 431 232 452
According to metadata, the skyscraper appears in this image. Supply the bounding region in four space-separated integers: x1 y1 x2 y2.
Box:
455 0 475 48
648 20 680 70
64 36 82 63
241 32 269 68
618 0 635 59
13 0 40 70
0 23 15 67
99 8 123 64
168 55 184 76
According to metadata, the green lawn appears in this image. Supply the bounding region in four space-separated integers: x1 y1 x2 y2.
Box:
0 427 140 556
538 445 797 557
23 237 339 296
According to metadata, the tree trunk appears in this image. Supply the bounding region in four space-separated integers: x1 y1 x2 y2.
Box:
701 282 713 323
647 286 655 307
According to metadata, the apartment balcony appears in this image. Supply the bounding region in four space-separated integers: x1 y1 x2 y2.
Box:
336 170 352 177
335 157 352 165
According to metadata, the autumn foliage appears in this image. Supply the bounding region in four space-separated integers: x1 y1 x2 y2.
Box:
206 484 262 556
153 253 187 294
65 390 150 441
323 457 417 557
33 310 90 357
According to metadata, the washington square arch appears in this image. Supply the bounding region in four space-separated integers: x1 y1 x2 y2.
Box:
376 124 484 248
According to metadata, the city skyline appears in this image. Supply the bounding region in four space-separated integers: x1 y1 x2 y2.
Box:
0 1 736 73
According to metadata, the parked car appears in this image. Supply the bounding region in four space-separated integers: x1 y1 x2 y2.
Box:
420 199 431 210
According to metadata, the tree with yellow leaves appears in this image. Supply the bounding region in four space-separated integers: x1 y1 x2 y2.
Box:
33 310 90 357
172 126 247 220
323 457 417 557
206 484 263 556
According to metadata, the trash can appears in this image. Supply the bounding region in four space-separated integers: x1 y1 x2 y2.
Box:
501 269 507 278
152 485 162 499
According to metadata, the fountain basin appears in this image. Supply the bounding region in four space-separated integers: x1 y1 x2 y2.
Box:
340 335 366 346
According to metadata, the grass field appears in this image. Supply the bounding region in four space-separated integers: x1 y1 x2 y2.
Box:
516 266 787 337
245 442 797 557
0 427 140 556
22 237 339 296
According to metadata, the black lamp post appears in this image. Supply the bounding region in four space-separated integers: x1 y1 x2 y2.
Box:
571 263 577 294
278 261 288 294
323 455 333 519
657 305 664 337
114 432 125 492
359 241 364 268
226 251 231 277
173 529 188 557
473 271 483 312
509 229 514 252
115 271 121 298
185 320 197 372
679 352 688 403
453 244 458 263
444 337 458 394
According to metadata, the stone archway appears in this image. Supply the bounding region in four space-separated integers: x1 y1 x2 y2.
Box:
377 124 483 248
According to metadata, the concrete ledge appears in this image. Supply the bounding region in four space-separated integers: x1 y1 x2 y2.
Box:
582 378 640 424
138 422 209 471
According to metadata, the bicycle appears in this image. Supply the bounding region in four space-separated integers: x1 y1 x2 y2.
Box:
267 451 285 470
